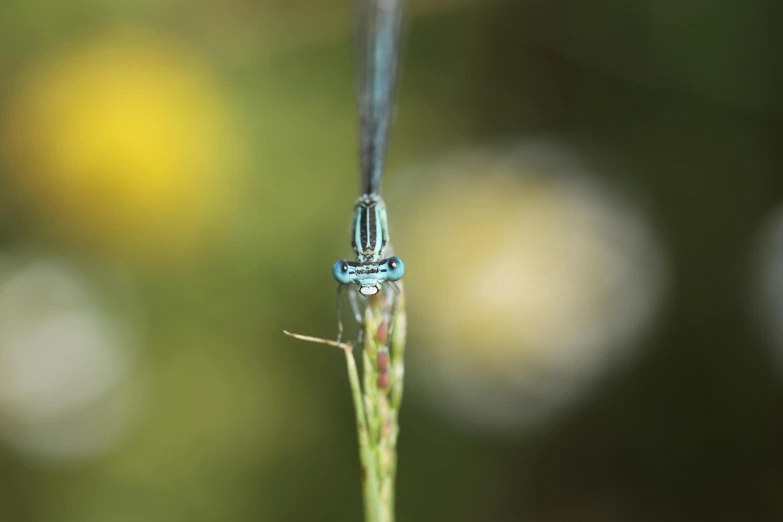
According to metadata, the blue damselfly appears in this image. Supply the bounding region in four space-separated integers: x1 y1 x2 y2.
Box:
332 0 406 342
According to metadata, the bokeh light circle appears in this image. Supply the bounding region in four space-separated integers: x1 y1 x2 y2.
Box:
750 205 783 374
0 257 136 462
0 30 243 261
393 141 669 431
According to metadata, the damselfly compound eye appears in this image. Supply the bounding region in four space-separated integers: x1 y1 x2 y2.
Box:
384 256 405 281
332 260 352 284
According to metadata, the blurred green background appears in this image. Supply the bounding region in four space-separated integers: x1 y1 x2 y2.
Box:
0 1 782 521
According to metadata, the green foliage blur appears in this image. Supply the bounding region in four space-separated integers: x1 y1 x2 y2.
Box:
0 1 781 521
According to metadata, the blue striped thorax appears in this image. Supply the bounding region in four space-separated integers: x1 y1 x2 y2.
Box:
353 194 387 262
332 194 405 296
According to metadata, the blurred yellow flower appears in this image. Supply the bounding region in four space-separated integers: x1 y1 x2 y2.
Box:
1 31 242 261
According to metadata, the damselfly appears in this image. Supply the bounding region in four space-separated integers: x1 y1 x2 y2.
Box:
332 0 405 342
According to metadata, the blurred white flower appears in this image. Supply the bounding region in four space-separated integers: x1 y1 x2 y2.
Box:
0 258 136 462
750 205 783 373
392 141 668 431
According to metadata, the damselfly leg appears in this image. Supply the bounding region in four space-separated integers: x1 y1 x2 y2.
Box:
336 280 400 346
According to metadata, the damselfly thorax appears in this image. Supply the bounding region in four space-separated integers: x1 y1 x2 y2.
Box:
352 194 388 262
333 193 404 297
